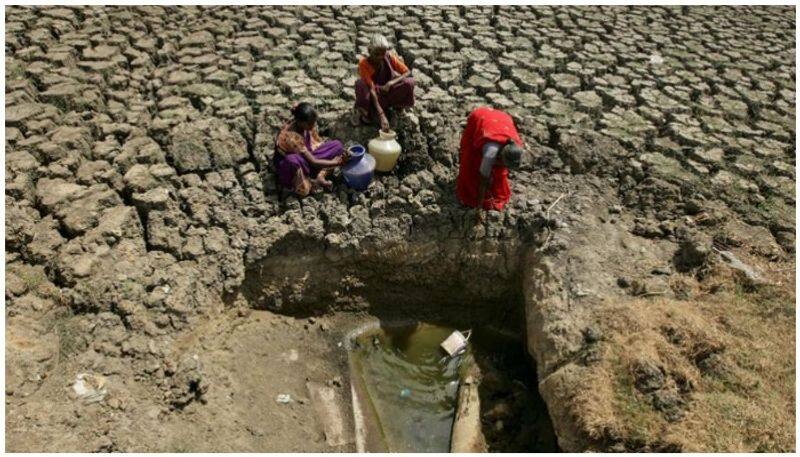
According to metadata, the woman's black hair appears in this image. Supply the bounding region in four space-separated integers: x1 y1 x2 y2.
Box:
291 102 317 124
501 140 524 169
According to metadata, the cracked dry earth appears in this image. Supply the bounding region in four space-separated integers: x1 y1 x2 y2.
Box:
5 5 796 453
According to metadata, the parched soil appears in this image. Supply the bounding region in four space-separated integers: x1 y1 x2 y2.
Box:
5 5 796 452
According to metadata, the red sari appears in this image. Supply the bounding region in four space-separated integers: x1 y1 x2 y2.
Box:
456 107 523 211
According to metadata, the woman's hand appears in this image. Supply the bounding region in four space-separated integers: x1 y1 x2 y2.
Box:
382 74 405 94
379 114 390 132
339 150 350 166
475 208 486 225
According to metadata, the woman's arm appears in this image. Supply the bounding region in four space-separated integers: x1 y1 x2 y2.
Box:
300 148 341 168
476 175 490 224
382 53 411 91
370 84 390 131
281 130 337 167
381 72 409 93
475 141 501 223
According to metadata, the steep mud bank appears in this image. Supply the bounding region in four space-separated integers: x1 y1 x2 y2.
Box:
236 233 531 323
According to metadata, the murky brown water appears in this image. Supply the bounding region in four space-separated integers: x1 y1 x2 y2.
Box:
350 322 558 452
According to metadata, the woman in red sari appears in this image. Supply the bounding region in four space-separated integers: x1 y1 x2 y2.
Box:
456 106 525 223
353 34 415 131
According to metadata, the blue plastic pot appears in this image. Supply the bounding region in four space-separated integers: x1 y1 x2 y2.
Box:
342 144 375 191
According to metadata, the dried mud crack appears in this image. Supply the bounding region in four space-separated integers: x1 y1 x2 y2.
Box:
5 5 795 452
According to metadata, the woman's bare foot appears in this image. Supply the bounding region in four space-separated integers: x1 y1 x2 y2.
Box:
314 169 334 190
314 176 333 190
293 169 312 197
295 179 312 197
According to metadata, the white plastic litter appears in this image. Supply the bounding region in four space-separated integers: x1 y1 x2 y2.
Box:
440 330 472 357
72 373 108 403
276 394 293 404
281 348 299 362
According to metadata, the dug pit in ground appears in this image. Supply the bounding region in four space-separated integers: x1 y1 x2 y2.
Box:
229 211 557 452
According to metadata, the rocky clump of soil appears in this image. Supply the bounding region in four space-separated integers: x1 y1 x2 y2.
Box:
5 5 795 452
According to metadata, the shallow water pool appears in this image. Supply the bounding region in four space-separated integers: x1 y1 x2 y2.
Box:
350 323 461 452
349 321 558 452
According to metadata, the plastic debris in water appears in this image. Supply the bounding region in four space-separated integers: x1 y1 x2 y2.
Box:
399 388 411 398
445 380 459 398
440 330 471 357
275 394 293 404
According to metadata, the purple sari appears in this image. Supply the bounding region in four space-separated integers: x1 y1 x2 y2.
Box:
273 129 343 190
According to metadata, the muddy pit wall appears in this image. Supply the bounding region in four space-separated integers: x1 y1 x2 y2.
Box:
237 233 528 325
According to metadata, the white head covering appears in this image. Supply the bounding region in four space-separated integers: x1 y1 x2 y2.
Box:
369 33 391 51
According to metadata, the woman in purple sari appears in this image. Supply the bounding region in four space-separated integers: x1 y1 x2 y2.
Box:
354 34 415 131
273 103 346 197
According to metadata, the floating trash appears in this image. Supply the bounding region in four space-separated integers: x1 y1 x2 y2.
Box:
440 329 471 357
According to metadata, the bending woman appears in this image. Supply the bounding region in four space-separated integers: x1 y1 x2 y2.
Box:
273 102 346 197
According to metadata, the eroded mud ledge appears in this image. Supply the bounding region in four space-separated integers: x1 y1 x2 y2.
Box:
237 233 530 319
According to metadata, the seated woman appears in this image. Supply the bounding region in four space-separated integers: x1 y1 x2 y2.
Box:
273 102 346 197
354 33 415 131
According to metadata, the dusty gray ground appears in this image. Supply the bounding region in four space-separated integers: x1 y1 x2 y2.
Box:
5 5 795 452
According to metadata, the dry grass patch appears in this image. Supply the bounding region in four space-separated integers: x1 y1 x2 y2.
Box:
572 256 795 451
